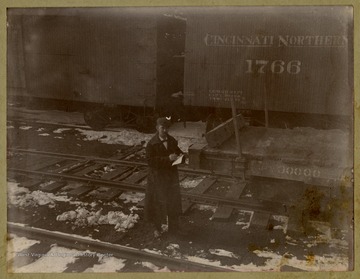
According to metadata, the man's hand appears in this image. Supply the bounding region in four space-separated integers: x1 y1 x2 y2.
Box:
169 153 178 162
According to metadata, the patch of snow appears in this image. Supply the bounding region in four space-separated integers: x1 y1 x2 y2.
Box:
84 257 126 272
236 210 254 229
8 182 71 208
19 126 32 130
53 128 72 134
7 234 40 261
141 262 171 272
119 192 145 204
54 136 64 139
76 128 152 146
13 245 79 273
56 207 139 232
195 204 217 212
252 249 349 271
38 133 50 136
7 125 15 129
142 248 163 255
209 249 239 259
271 215 289 233
180 176 206 189
185 256 223 269
75 127 205 152
36 128 45 132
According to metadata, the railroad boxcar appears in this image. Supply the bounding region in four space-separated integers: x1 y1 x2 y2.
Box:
7 7 186 131
7 6 353 130
182 6 353 129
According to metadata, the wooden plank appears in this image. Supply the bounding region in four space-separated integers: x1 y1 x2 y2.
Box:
40 181 68 193
123 170 148 184
101 166 130 180
189 177 217 194
19 179 43 190
212 181 246 220
251 212 271 228
93 188 123 201
68 186 93 197
72 164 102 176
27 157 63 171
212 207 234 220
205 114 245 148
182 178 217 213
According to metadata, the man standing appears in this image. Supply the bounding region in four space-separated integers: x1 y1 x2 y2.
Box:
144 117 184 238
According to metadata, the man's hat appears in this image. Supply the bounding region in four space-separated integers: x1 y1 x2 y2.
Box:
156 117 171 128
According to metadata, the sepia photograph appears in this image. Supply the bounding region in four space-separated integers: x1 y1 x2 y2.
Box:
4 4 355 274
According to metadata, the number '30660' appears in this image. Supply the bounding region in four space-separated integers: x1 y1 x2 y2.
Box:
245 60 301 74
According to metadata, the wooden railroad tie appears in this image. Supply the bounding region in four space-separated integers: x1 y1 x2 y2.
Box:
211 181 247 221
67 185 94 197
250 212 271 229
92 188 124 201
40 181 68 193
71 163 103 176
123 169 148 184
181 177 217 214
19 179 43 191
101 166 130 180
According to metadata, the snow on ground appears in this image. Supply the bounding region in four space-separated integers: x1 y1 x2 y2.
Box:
180 176 206 189
7 125 14 129
209 249 239 259
56 207 139 232
235 210 254 229
185 255 223 269
76 128 151 146
249 249 348 272
83 257 126 272
7 234 40 262
19 126 32 130
12 245 79 273
142 248 163 255
196 204 217 212
8 182 72 208
53 128 72 134
75 126 206 152
140 262 171 272
119 192 145 204
38 133 50 136
271 215 289 233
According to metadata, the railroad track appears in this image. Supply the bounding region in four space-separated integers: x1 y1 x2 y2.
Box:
7 222 233 272
7 148 287 217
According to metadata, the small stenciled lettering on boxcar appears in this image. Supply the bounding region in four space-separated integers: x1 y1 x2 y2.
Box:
208 89 246 105
250 160 323 182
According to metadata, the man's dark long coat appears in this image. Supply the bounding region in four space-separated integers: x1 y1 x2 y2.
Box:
144 132 183 230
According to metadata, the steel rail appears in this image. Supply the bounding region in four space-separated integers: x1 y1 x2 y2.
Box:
7 167 286 214
7 223 233 272
7 147 235 177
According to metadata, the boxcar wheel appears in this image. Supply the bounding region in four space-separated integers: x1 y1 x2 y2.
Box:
84 109 111 131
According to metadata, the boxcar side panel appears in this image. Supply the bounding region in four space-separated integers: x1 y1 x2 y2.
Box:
7 8 159 108
183 6 353 116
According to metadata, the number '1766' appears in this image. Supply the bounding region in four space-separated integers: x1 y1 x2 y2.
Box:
245 60 302 74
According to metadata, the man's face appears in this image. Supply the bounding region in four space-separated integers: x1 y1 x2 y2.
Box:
156 124 168 138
